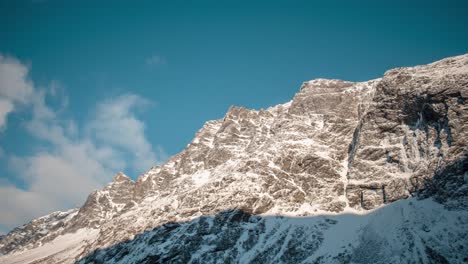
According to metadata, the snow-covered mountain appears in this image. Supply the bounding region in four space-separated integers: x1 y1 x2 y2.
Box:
1 54 467 264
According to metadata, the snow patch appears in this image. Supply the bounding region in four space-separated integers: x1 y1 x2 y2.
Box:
0 228 98 264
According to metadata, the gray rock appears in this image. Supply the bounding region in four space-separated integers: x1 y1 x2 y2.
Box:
1 54 467 264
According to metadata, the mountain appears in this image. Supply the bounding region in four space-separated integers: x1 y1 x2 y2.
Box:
0 54 467 264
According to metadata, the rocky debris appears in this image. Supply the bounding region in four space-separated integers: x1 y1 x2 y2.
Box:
0 54 467 264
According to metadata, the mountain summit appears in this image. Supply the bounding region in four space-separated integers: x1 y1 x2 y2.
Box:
1 54 467 264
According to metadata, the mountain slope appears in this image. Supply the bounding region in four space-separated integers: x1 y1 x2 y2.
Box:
0 54 467 264
77 197 468 264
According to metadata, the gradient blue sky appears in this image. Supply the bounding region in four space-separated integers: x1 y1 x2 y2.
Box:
0 0 467 232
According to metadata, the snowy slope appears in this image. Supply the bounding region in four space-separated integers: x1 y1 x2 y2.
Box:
76 198 468 264
0 228 98 264
0 209 78 255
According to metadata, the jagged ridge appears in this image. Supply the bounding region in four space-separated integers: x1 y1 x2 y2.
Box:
0 54 467 264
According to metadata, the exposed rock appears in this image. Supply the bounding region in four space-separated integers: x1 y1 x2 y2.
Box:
346 54 468 209
67 172 136 231
0 209 78 255
1 54 467 264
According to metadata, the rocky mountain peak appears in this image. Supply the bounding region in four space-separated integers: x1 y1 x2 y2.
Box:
112 172 133 184
65 172 136 231
1 54 467 264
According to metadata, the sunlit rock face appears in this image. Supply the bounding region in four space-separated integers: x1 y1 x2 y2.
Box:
0 54 467 264
68 172 136 230
346 56 468 210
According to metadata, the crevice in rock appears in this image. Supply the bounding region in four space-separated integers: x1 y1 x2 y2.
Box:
347 121 363 175
382 185 387 204
360 191 364 208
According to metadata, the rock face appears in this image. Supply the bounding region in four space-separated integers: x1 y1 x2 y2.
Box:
346 56 468 210
0 54 467 264
68 172 136 230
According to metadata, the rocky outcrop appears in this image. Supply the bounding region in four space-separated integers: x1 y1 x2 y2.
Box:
68 172 136 230
346 55 468 209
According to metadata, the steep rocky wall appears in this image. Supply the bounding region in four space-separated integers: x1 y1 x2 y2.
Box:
346 55 468 209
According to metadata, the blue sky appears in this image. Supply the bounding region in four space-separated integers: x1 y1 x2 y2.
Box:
0 0 467 232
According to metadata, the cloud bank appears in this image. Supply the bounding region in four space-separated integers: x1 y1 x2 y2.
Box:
0 54 165 232
0 55 34 130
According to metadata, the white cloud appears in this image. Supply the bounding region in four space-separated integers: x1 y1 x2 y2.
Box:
0 54 165 232
145 55 165 66
0 54 34 130
88 94 164 171
0 98 13 130
0 55 34 103
0 184 57 230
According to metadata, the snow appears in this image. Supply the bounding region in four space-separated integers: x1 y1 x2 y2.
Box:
191 171 212 187
266 100 292 115
0 228 98 264
302 197 467 263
